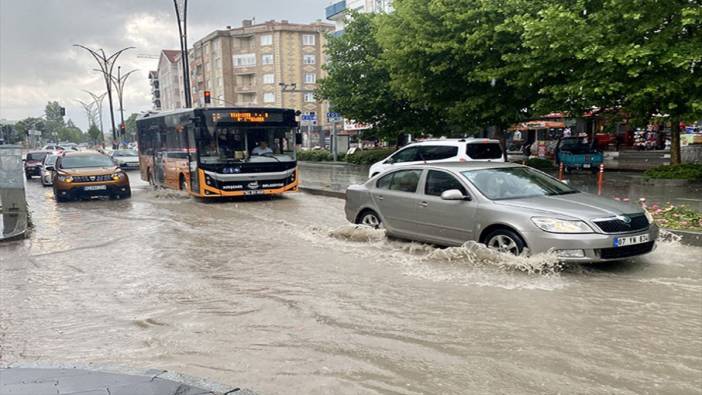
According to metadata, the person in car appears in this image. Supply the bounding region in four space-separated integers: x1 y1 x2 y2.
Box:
252 141 273 156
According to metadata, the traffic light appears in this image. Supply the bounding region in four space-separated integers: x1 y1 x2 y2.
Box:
60 107 66 116
204 90 211 104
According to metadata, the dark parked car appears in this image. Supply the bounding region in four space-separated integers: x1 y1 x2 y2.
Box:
24 150 52 179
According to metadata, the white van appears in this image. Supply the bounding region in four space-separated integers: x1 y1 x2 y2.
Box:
368 138 504 177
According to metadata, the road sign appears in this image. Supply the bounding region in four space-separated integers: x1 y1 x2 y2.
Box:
327 112 342 122
301 114 317 122
28 130 42 136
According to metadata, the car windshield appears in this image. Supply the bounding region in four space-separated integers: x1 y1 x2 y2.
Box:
27 152 48 161
113 149 137 157
462 167 578 200
60 154 114 169
198 126 296 164
44 155 58 165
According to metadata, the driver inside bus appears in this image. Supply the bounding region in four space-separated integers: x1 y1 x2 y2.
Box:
252 140 273 156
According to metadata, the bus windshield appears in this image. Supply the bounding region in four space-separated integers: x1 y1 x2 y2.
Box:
198 126 296 164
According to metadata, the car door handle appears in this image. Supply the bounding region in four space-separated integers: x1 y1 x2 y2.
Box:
377 195 384 200
419 201 428 207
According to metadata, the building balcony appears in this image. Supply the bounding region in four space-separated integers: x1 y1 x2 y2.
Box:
325 0 346 20
236 85 257 93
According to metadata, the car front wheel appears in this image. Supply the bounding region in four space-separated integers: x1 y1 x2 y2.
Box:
485 229 526 255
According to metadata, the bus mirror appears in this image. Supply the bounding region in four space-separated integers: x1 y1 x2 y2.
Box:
295 132 303 145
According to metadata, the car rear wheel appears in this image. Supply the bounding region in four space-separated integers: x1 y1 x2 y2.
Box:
485 229 525 255
356 210 382 229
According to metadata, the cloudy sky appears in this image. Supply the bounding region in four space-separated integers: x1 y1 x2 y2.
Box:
0 0 329 130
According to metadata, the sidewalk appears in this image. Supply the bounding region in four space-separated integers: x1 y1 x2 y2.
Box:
0 367 251 395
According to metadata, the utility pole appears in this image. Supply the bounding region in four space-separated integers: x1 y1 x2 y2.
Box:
173 0 192 108
111 66 137 144
74 44 134 149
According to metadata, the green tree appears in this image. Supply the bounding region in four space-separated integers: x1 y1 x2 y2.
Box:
378 0 543 156
44 101 66 142
57 119 83 143
124 113 139 142
515 0 702 164
87 124 103 145
317 12 441 141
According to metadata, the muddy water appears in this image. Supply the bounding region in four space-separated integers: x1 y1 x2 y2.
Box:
1 174 701 394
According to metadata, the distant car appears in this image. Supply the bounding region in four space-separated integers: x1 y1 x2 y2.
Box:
368 138 504 178
40 154 59 186
109 149 140 169
24 150 52 179
59 142 79 151
345 162 658 263
53 151 131 202
42 144 67 152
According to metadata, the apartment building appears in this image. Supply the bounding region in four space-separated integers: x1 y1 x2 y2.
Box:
157 49 185 111
326 0 393 33
189 20 335 126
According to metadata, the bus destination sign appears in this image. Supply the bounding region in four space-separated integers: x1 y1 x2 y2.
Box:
211 111 284 123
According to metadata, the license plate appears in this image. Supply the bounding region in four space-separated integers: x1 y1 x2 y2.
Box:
583 163 591 169
84 185 107 191
614 234 649 247
243 190 264 195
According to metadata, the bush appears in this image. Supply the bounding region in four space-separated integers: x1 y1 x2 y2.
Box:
644 164 702 180
297 149 346 162
526 158 555 170
345 148 396 165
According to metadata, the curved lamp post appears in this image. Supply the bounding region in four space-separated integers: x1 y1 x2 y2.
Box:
73 44 134 148
173 0 192 108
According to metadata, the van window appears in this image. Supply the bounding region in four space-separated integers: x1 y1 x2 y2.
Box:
466 142 503 159
418 146 458 161
390 147 419 163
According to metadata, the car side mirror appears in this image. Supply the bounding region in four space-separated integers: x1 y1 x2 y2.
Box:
441 189 470 201
384 158 394 164
45 166 54 171
561 179 570 185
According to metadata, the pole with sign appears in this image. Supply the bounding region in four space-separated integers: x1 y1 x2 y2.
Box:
327 112 341 161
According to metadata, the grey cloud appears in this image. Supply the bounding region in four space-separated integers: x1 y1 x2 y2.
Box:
0 0 327 129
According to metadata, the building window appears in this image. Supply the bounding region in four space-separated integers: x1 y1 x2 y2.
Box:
233 53 256 67
303 54 316 65
262 54 274 65
263 92 276 103
260 34 273 46
304 92 316 102
302 34 316 46
304 73 316 84
263 74 275 84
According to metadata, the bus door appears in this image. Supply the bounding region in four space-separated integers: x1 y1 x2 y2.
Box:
187 126 199 193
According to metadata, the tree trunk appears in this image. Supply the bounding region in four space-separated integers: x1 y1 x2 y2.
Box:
670 118 681 165
494 125 508 161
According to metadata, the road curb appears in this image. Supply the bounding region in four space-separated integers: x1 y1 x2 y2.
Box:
664 228 702 247
299 186 346 199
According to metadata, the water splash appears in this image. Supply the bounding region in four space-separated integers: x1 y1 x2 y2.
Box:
328 224 386 242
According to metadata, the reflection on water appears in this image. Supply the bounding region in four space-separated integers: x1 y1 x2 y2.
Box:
1 177 700 394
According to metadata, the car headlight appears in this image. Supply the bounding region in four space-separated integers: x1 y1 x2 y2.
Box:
644 210 654 224
531 217 594 233
112 172 125 180
57 175 73 183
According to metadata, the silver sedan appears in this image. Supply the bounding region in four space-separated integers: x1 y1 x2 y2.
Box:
345 162 658 263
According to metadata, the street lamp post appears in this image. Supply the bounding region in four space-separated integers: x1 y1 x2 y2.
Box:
111 66 137 143
173 0 192 108
83 90 107 144
73 44 134 148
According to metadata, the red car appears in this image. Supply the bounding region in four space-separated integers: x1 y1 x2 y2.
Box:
24 150 52 179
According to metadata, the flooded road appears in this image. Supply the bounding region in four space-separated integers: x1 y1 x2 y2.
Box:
1 173 701 394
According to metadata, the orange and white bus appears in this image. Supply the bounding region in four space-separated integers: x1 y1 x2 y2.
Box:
136 107 300 197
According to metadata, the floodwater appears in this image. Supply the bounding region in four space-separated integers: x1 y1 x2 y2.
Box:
1 173 701 394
